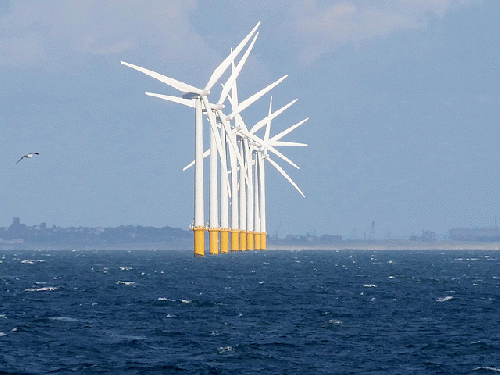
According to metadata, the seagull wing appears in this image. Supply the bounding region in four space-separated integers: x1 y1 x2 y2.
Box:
16 156 25 164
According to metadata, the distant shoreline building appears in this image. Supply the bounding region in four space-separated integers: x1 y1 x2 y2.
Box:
449 227 500 241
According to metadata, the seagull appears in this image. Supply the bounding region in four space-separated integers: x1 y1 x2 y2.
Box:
16 153 39 164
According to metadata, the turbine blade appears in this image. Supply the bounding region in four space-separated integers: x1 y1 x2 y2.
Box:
266 156 305 197
218 32 259 104
227 75 288 120
264 97 272 142
121 61 203 95
239 128 299 169
267 141 308 147
145 92 194 107
204 22 260 91
270 118 309 141
183 149 210 171
250 99 297 134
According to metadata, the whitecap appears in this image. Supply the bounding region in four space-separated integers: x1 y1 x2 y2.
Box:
49 317 78 322
21 260 46 264
0 332 6 336
166 314 175 318
437 296 453 302
119 266 133 271
116 281 135 286
0 314 7 319
158 298 176 302
218 345 233 353
473 367 500 372
364 284 377 288
25 286 58 292
181 299 191 304
328 319 343 325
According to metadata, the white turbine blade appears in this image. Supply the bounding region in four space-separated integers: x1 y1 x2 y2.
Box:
227 75 288 120
145 92 194 107
239 128 299 169
204 22 260 92
121 61 203 95
183 149 210 171
218 32 259 104
229 65 239 111
264 97 272 142
266 156 305 197
250 99 297 134
269 118 309 141
267 141 308 147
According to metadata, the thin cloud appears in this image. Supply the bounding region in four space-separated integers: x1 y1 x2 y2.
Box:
0 0 206 67
291 0 481 63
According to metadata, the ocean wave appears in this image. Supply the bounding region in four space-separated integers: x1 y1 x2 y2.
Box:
49 317 79 322
21 260 46 264
437 296 453 302
116 281 135 286
25 286 58 292
473 367 500 372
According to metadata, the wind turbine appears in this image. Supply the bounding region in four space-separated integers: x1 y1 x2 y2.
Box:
121 22 260 256
258 98 308 248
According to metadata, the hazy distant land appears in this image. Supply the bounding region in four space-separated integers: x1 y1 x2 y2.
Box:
267 240 500 251
2 218 500 251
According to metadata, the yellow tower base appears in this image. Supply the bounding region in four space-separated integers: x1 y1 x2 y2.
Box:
247 232 254 250
255 231 261 250
209 228 219 255
240 230 247 251
261 232 267 250
220 229 229 253
193 226 205 257
231 229 239 251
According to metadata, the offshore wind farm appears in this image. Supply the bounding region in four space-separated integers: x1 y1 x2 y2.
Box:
121 22 307 256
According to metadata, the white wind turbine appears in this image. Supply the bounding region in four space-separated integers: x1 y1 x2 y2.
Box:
121 22 260 256
256 98 308 248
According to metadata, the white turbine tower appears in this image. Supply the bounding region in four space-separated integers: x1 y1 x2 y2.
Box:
121 22 260 256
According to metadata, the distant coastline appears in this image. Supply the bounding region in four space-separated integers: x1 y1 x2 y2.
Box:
267 240 500 251
2 218 500 251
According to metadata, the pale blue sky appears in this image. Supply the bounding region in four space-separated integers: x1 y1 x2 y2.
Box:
1 0 499 239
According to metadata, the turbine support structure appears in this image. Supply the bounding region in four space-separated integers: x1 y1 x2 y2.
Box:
220 228 230 253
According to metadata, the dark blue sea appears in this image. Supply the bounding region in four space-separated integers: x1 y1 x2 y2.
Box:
1 249 499 374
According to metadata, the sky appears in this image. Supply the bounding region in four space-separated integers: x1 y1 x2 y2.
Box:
1 0 499 239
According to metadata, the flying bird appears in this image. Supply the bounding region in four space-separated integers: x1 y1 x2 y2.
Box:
16 153 39 164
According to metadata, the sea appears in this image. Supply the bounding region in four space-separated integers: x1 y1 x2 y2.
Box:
0 249 499 374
